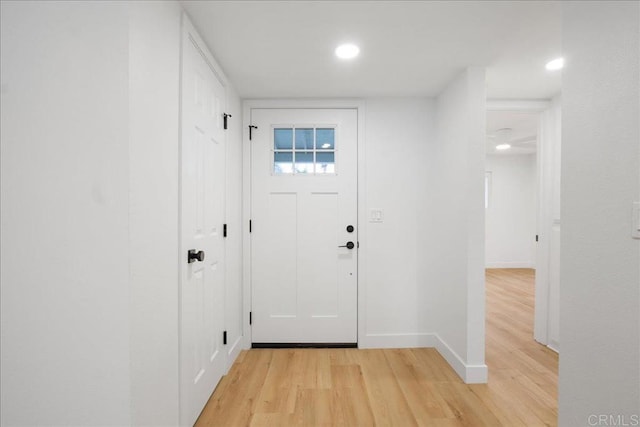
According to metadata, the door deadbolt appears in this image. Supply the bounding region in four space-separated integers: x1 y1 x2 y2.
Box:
346 225 354 233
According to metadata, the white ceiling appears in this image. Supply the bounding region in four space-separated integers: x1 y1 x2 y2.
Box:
486 110 539 155
180 0 562 99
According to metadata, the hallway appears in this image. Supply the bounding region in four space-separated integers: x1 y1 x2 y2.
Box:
195 269 558 426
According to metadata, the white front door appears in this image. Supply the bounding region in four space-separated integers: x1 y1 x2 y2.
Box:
250 108 358 344
179 28 226 426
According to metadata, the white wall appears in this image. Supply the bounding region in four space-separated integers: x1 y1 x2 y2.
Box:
425 68 487 383
1 2 244 425
485 154 536 268
128 2 182 425
0 2 132 424
345 75 488 384
560 2 640 425
361 98 434 346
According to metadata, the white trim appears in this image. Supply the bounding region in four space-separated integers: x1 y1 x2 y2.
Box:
432 334 488 384
535 107 550 346
360 333 488 384
356 102 367 348
534 97 561 347
226 335 244 369
362 333 438 349
181 13 230 87
242 99 366 349
487 99 551 112
486 262 535 269
243 99 366 110
242 104 252 350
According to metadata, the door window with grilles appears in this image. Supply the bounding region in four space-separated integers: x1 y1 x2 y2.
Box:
273 127 336 175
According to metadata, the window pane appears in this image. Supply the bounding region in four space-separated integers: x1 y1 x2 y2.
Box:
316 152 335 174
294 151 313 174
274 151 293 174
295 128 314 150
316 128 335 150
274 128 293 150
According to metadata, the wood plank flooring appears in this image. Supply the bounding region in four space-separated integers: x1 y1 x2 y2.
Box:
196 268 558 426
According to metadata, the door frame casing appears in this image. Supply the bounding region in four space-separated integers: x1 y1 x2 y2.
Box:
486 98 559 351
242 99 366 349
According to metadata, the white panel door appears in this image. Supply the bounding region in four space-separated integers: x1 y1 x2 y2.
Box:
179 32 226 426
251 108 358 344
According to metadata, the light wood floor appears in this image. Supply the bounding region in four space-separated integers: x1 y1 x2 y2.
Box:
196 268 558 426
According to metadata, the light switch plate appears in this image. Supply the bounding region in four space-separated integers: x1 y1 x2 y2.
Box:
370 209 383 223
633 202 640 239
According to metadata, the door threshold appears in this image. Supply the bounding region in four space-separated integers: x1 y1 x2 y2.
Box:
252 343 357 349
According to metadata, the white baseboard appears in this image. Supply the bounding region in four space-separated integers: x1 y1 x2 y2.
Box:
362 333 438 349
225 335 244 372
547 340 559 353
432 334 488 383
534 337 559 354
486 262 535 269
361 332 488 384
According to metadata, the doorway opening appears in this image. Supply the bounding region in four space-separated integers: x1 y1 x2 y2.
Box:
485 99 560 355
484 99 561 420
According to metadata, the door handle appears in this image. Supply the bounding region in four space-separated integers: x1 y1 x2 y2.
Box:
188 249 205 263
338 241 355 250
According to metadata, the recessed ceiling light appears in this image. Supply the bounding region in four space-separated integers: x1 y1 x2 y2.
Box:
545 57 564 71
335 43 360 60
496 144 511 150
321 143 331 149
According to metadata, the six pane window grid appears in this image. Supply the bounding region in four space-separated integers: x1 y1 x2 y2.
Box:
273 127 336 175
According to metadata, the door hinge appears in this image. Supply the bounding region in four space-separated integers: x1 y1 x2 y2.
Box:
223 113 232 130
248 125 258 141
249 219 252 233
223 330 227 345
223 223 228 238
249 311 252 325
535 234 539 242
